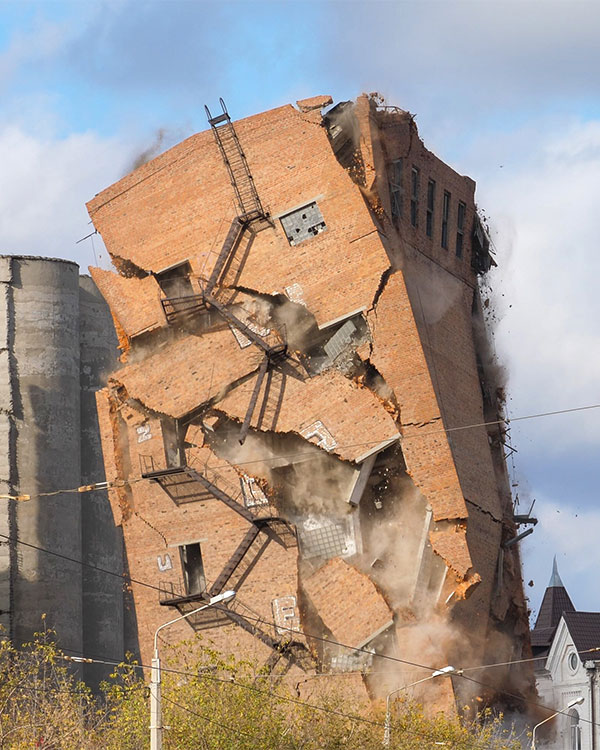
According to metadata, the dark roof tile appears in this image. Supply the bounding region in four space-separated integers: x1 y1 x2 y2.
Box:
563 612 600 659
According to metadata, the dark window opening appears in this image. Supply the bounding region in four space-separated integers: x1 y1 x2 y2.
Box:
180 542 206 596
570 709 582 750
388 159 403 220
456 201 466 258
280 202 326 245
410 166 419 227
441 191 451 249
426 179 436 238
161 417 184 468
155 261 194 298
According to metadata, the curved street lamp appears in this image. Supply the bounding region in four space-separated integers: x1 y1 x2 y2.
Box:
383 665 459 747
531 696 584 750
150 590 236 750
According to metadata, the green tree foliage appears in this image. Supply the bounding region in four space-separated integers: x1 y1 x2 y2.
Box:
0 627 523 750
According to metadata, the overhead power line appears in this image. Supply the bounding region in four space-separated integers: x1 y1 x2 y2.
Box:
61 654 465 746
59 645 600 736
4 524 600 687
1 401 599 502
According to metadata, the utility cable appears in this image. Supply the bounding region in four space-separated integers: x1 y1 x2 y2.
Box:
0 531 163 595
160 693 258 739
4 528 600 730
59 646 600 740
0 401 599 501
60 654 465 747
63 646 600 735
4 525 600 685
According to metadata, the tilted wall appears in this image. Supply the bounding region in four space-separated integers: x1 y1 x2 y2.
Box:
87 94 533 708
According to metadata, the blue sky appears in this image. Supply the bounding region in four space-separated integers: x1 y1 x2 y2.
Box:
1 0 599 620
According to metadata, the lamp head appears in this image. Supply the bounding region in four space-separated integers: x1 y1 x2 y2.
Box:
432 665 456 678
209 590 236 605
567 696 584 709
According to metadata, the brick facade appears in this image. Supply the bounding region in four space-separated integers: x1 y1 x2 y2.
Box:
87 93 532 710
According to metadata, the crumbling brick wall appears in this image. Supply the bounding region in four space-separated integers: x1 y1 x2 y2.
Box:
87 93 532 711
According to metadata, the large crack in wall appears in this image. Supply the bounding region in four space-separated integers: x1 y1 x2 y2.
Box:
87 92 534 713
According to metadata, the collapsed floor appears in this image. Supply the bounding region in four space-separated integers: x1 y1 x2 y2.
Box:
89 93 534 712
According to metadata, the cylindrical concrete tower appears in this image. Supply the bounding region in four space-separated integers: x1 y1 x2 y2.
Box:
8 256 82 653
79 274 124 684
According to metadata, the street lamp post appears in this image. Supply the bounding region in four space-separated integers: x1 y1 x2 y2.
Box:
531 696 584 750
150 590 236 750
383 665 459 747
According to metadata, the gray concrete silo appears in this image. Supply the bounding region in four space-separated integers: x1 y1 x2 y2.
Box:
9 256 83 652
0 256 128 674
79 274 125 684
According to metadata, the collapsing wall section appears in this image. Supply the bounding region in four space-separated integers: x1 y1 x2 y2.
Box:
87 94 533 710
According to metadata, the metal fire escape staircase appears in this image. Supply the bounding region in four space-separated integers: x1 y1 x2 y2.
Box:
144 464 296 598
146 102 311 670
161 98 268 321
146 461 310 670
158 99 308 441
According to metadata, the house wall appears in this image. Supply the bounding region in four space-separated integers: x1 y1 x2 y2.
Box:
536 620 598 750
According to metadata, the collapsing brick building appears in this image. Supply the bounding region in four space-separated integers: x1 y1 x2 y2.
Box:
88 94 533 708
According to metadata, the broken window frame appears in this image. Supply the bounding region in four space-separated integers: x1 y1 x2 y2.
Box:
179 542 207 596
154 260 194 298
426 178 436 238
456 200 466 258
410 166 419 227
388 159 403 220
441 191 451 249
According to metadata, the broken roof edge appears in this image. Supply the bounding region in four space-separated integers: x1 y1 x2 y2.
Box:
358 93 477 194
296 95 333 113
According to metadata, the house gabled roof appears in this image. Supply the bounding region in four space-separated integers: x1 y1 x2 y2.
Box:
531 557 575 655
562 611 600 660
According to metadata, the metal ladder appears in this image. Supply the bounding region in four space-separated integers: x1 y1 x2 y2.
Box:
205 98 266 223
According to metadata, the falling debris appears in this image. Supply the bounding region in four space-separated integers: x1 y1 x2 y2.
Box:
87 94 533 711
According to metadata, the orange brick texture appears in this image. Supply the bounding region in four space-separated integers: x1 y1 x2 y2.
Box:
218 368 398 462
87 104 390 328
303 558 392 646
355 96 530 673
88 92 531 707
89 267 166 340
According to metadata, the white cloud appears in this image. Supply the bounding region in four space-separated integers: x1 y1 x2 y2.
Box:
463 117 600 447
0 125 131 270
0 18 68 86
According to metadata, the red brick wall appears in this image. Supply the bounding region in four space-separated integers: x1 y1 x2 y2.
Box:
88 93 530 702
